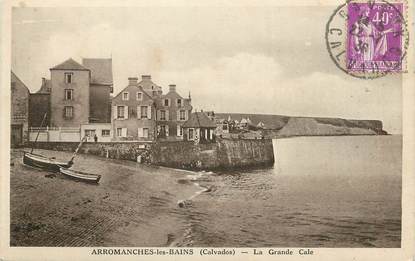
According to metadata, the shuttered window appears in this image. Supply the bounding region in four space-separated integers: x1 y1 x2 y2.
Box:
160 110 166 121
141 106 148 119
117 106 125 119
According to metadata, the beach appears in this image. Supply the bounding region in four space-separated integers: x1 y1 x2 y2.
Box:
10 149 201 247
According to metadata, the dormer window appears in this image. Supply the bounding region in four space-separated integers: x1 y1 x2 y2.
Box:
64 72 73 84
177 99 182 107
136 92 143 101
122 92 129 101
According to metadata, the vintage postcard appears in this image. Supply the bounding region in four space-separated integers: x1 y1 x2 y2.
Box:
1 0 414 260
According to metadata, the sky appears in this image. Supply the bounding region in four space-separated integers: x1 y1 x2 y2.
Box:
11 6 402 133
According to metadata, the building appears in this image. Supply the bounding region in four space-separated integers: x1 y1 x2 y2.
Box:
137 74 162 97
11 71 30 146
155 84 192 140
49 58 91 127
182 111 217 143
111 77 157 141
81 123 112 142
82 58 113 123
29 78 51 127
29 58 113 128
111 76 192 141
215 118 230 135
257 121 265 129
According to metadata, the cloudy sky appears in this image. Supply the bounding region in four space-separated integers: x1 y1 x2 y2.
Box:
12 5 402 133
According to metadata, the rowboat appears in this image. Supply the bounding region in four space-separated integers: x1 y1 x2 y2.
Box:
23 152 72 172
59 167 101 183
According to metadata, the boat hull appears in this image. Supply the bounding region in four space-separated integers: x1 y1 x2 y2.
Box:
23 152 71 172
59 167 101 183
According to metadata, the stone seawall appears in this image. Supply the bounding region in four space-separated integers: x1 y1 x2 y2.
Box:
29 142 150 162
29 139 274 170
151 139 275 170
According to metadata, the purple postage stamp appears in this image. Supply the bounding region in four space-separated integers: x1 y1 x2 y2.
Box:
325 0 408 79
346 1 404 72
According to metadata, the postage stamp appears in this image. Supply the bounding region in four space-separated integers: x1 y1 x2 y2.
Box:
326 0 409 79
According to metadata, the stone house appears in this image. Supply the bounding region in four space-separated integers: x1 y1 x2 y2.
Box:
49 58 91 127
111 77 157 141
11 71 30 146
155 84 192 140
182 112 217 143
35 57 113 129
111 76 192 141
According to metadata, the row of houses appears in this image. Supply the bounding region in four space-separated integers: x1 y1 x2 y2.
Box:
11 58 218 146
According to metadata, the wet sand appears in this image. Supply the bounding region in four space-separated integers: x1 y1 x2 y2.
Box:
10 149 201 247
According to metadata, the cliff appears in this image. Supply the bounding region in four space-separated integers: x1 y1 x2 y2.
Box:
216 113 387 138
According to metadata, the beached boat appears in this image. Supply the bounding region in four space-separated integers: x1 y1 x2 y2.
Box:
23 152 72 172
59 167 101 183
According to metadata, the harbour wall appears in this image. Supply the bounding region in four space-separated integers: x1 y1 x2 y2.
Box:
150 139 274 170
28 139 275 170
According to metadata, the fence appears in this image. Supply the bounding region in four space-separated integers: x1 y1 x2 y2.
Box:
29 127 81 142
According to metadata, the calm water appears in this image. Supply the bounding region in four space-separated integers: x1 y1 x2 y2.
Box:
180 135 402 247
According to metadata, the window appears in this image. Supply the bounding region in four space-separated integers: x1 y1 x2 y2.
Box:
117 128 122 137
179 110 186 121
85 129 95 137
160 110 166 121
64 89 73 100
188 128 194 140
164 99 170 107
102 129 110 136
122 92 129 101
64 73 73 83
152 91 157 96
177 99 182 107
117 106 125 119
64 106 73 119
177 125 183 136
140 106 148 119
136 92 143 100
143 128 149 138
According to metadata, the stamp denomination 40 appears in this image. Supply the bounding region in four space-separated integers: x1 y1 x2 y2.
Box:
326 0 409 79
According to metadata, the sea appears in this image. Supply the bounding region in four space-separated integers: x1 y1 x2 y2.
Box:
179 135 402 247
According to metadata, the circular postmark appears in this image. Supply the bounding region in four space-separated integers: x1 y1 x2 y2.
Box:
325 0 409 79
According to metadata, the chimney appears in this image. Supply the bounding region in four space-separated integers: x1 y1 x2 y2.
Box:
142 75 151 80
169 84 176 92
42 77 46 86
128 77 138 85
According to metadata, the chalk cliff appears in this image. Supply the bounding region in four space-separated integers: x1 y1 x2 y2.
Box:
216 113 387 138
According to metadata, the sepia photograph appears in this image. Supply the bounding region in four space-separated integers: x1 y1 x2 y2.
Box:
3 0 414 258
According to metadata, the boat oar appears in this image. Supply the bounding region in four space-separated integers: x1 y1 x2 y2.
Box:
68 136 87 166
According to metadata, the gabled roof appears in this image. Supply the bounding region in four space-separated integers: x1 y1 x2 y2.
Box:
112 84 153 103
137 75 162 96
155 92 192 110
183 112 217 128
82 58 113 85
50 58 89 71
11 71 30 93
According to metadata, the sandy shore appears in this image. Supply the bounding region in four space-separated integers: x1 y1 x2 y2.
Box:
10 149 202 247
